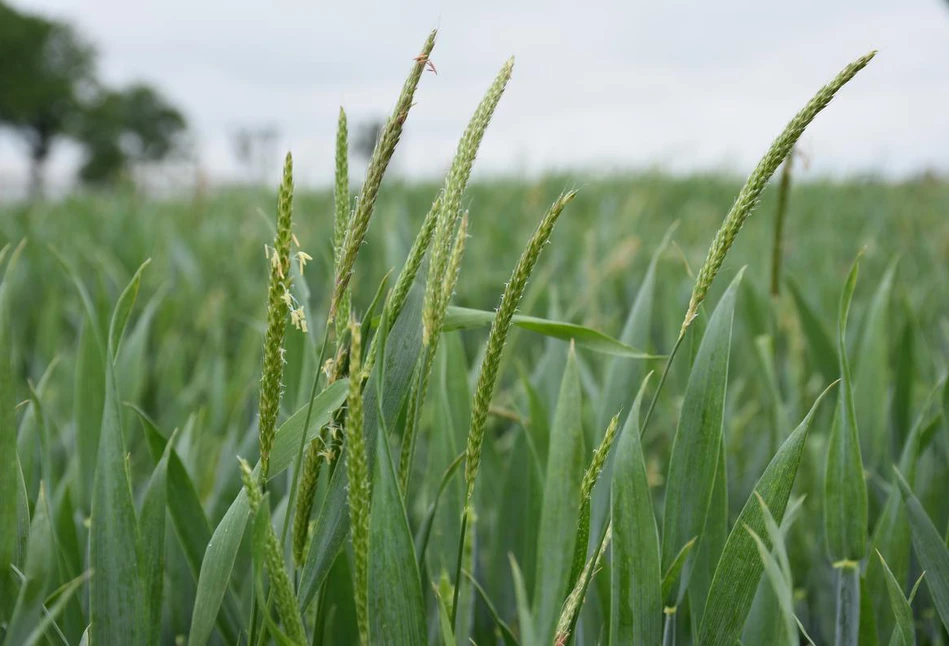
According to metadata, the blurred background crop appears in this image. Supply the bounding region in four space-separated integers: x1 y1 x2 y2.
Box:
4 4 949 644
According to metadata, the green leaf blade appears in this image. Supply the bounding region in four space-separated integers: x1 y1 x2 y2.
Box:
5 484 54 646
610 375 662 645
443 306 655 358
367 419 427 643
532 345 586 645
699 381 835 646
824 260 868 563
876 550 916 646
661 269 742 598
0 242 22 621
896 470 949 634
90 366 146 645
140 430 174 645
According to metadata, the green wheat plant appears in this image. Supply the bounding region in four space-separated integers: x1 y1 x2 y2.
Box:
6 31 949 646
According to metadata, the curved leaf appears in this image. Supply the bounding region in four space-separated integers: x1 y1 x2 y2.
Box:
108 259 150 360
443 306 656 358
875 550 915 646
699 380 835 645
188 380 347 646
896 470 949 634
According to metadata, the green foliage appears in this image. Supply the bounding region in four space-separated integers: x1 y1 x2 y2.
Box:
823 260 868 566
532 345 585 644
76 84 187 186
611 375 662 645
5 35 949 646
661 270 741 604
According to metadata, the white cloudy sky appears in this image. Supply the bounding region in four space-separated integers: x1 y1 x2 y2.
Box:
3 0 949 189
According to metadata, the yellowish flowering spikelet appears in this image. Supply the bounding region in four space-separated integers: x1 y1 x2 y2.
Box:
296 250 312 275
258 152 294 480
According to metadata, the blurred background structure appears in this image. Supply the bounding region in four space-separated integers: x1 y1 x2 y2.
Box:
1 0 949 198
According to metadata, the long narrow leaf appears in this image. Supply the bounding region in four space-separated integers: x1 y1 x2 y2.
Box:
5 485 54 645
0 241 24 620
662 269 743 600
140 428 175 645
91 302 146 645
532 344 586 645
824 259 868 563
853 261 895 470
699 380 836 645
443 306 655 358
367 420 427 642
611 374 662 645
22 570 93 646
746 525 796 646
876 550 916 646
896 470 949 634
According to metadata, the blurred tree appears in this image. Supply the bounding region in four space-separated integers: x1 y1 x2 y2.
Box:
0 1 95 197
77 85 187 186
231 125 280 184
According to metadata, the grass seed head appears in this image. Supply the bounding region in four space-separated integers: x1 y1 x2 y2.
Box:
423 57 514 346
331 30 437 321
258 152 294 480
334 107 352 342
680 51 875 338
238 457 306 643
464 190 576 504
580 413 620 501
293 433 326 567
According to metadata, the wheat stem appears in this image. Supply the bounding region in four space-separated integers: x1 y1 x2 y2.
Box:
770 150 795 297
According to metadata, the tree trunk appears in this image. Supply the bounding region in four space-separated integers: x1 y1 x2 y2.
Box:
28 134 51 201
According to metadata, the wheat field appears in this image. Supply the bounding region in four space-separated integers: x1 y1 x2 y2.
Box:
2 33 949 646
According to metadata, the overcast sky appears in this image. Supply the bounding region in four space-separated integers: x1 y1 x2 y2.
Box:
3 0 949 189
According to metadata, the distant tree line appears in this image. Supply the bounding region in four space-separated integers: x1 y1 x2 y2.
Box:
0 1 187 197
